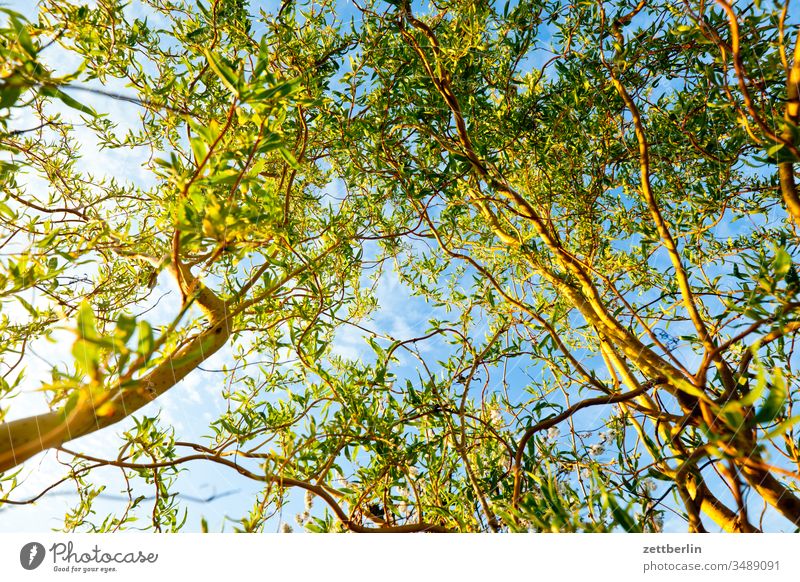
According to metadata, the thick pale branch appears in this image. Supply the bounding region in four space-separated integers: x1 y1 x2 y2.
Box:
779 27 800 224
0 265 231 473
741 465 800 527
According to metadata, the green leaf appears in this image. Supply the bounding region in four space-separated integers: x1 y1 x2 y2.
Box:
72 301 106 381
738 360 767 408
721 408 745 431
5 12 36 58
203 50 239 96
136 320 154 357
76 301 99 340
15 295 37 316
15 26 36 58
762 415 800 440
773 246 792 279
115 314 137 344
40 86 97 116
600 482 640 532
190 136 208 163
278 147 300 169
719 357 767 429
72 338 100 378
261 79 301 101
0 85 23 110
646 468 673 481
754 368 787 424
254 36 270 78
765 142 784 157
63 389 82 415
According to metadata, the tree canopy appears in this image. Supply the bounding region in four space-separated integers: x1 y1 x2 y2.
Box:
1 0 800 533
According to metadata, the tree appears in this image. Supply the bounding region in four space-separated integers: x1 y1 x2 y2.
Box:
0 0 799 533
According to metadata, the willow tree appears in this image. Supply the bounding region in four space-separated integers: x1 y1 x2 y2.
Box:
0 0 395 532
1 0 800 533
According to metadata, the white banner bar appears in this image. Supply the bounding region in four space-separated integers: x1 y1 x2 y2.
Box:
1 533 797 581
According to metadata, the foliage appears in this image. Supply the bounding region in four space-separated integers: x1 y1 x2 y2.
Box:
0 0 799 533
